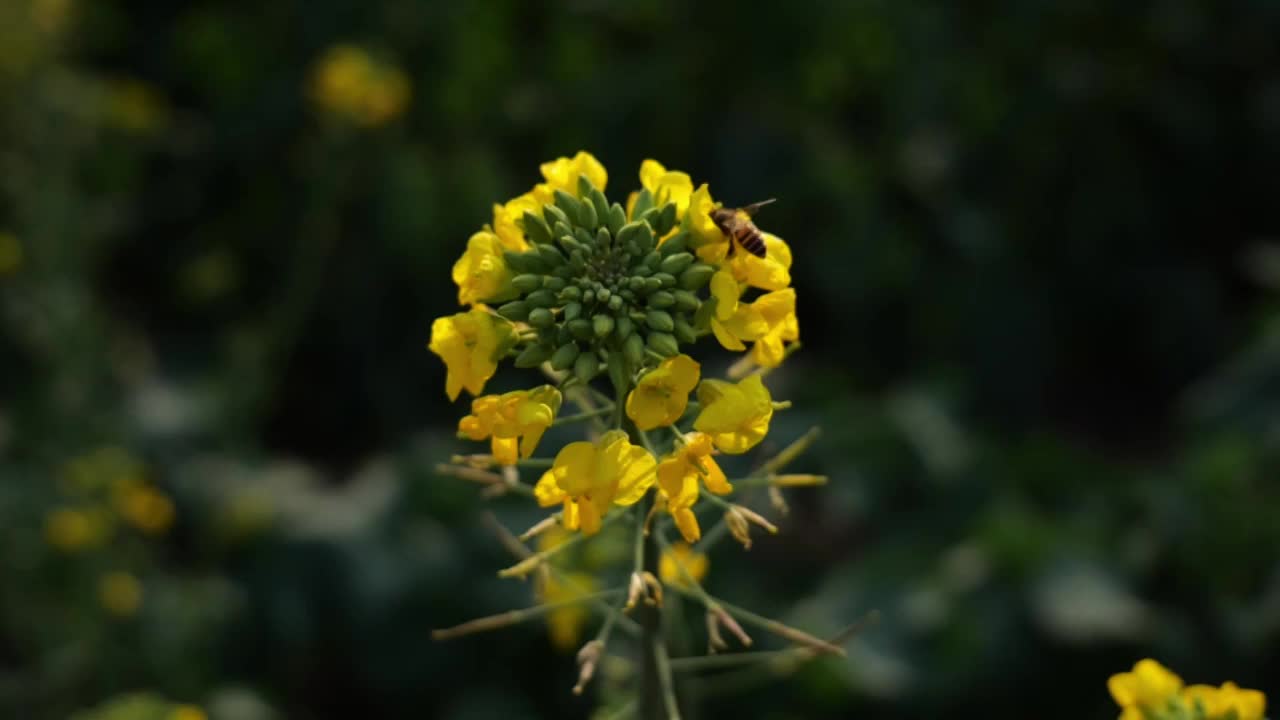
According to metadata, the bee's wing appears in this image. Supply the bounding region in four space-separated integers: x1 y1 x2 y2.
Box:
740 198 777 216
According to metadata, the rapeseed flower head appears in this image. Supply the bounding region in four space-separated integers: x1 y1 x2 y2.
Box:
1182 682 1267 720
694 375 774 454
626 354 700 430
534 430 655 536
1107 659 1266 720
428 308 516 400
659 542 708 588
537 571 599 651
458 386 562 465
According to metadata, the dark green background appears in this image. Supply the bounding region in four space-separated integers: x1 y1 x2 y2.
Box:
3 1 1279 718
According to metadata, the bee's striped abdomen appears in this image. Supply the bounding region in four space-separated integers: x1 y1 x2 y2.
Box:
734 225 767 258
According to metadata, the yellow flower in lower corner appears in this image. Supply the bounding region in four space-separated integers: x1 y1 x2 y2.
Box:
1109 659 1183 719
537 571 598 652
534 431 656 535
749 288 799 369
694 375 774 454
428 309 516 401
539 151 608 198
708 270 767 352
659 542 708 588
458 386 562 465
626 354 700 430
1183 682 1267 720
452 230 517 306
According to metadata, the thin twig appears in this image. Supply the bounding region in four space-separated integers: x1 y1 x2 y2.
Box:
432 590 623 640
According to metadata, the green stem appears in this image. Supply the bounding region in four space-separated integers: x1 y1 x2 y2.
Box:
432 589 624 640
552 406 614 426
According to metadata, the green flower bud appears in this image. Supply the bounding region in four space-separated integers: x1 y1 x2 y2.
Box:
619 289 636 302
561 285 582 302
654 272 677 288
607 351 631 396
660 252 695 275
553 189 584 227
593 314 615 338
659 231 689 256
673 314 697 344
525 289 556 308
646 310 674 332
678 263 716 290
550 342 580 371
633 265 653 278
608 295 624 311
544 276 566 291
520 211 553 246
655 202 678 236
568 318 593 341
504 250 547 274
616 222 654 255
630 188 654 220
693 296 716 332
643 277 663 293
647 332 679 357
544 202 571 229
606 203 627 236
512 274 542 293
536 244 565 267
558 235 584 255
582 289 596 305
615 314 634 341
574 352 599 383
597 288 612 302
575 227 596 249
623 333 646 366
587 185 611 227
515 343 554 368
563 301 583 322
672 289 700 312
595 227 610 248
642 251 661 270
578 195 599 229
528 307 555 328
569 250 587 272
648 290 676 309
496 300 529 321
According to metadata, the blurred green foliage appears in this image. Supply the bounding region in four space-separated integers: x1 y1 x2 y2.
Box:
1 0 1278 718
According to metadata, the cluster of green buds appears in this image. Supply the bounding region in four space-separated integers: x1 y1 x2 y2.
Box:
496 176 715 394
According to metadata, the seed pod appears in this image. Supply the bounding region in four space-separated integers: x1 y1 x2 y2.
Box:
648 291 676 309
552 190 584 227
623 333 646 366
630 188 655 221
561 285 582 302
544 276 566 291
660 252 695 275
504 250 547 274
496 300 529 322
515 343 554 368
563 301 583 322
607 295 624 312
607 203 627 236
593 314 615 338
678 263 716 290
672 290 700 312
568 318 593 341
521 211 553 246
512 274 542 293
525 289 556 308
550 342 580 371
536 244 566 268
647 332 679 357
654 272 676 288
646 310 675 332
659 230 689 256
528 307 555 328
615 314 634 341
607 351 631 396
574 353 599 383
673 314 697 344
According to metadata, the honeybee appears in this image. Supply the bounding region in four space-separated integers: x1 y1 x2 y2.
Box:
710 199 776 258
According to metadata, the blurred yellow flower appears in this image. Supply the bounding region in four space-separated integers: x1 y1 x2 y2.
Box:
452 230 516 306
44 507 112 551
1109 659 1183 720
309 44 410 126
749 288 799 369
626 354 700 430
104 78 168 132
658 542 708 588
1183 682 1267 720
537 151 608 200
534 430 655 535
694 375 774 454
658 432 731 498
113 478 175 535
169 706 207 720
428 308 516 401
537 571 598 651
491 192 541 252
99 572 142 617
0 232 21 275
31 0 74 34
708 270 767 352
458 386 562 465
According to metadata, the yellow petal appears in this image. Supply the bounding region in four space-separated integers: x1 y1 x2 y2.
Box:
534 471 566 508
552 442 599 497
491 436 518 466
672 507 700 543
626 386 671 431
710 270 740 321
578 497 602 536
612 444 657 506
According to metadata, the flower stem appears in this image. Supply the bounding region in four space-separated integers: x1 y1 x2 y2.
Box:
431 589 623 640
552 406 614 426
